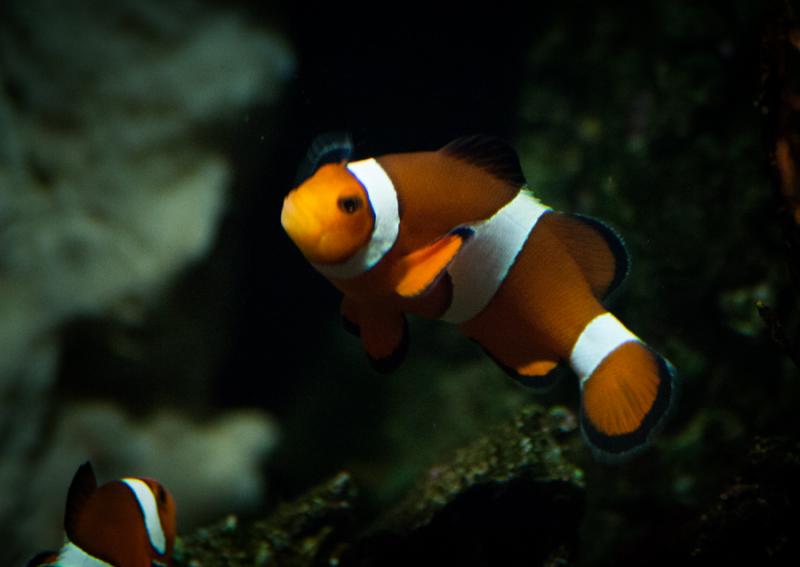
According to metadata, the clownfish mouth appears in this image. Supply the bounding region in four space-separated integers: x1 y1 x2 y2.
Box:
281 193 321 248
281 192 365 266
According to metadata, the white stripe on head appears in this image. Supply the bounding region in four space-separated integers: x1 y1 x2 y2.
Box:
312 158 400 279
57 541 114 567
121 478 167 555
570 313 639 387
441 189 551 324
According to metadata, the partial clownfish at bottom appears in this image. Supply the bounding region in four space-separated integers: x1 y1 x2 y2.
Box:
281 134 677 461
27 462 176 567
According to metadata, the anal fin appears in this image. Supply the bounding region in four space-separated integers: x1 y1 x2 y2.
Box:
483 347 561 389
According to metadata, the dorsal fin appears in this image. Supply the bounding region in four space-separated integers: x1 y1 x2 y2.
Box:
295 132 353 186
440 135 526 186
64 461 97 540
573 214 629 298
547 212 630 300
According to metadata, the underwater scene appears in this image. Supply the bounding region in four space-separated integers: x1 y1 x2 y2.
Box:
2 0 799 565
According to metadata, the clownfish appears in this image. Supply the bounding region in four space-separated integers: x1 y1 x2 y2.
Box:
281 134 676 460
27 462 176 567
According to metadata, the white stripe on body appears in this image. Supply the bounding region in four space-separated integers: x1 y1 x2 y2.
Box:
312 158 400 279
121 478 166 555
54 541 114 567
441 188 551 324
570 313 639 387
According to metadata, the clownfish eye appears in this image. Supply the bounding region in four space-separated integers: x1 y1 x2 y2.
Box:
157 485 167 504
337 196 363 214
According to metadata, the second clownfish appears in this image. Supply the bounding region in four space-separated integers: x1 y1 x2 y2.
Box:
27 462 176 567
281 134 676 460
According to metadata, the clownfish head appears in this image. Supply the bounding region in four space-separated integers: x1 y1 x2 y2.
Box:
281 162 374 265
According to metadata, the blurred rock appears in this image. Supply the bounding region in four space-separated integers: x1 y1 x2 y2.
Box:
0 0 292 563
175 404 584 567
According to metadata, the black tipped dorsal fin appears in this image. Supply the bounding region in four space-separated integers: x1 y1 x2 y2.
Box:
440 135 526 187
572 214 629 298
547 213 630 300
295 132 353 186
64 461 97 539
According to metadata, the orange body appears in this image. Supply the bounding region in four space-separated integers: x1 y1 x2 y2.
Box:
282 135 675 459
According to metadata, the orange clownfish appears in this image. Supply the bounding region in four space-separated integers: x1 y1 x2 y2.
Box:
281 134 676 460
27 462 177 567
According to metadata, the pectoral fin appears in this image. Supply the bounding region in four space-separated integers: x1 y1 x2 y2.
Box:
392 228 473 298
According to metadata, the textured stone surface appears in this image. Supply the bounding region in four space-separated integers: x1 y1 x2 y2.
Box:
175 405 584 567
175 471 358 567
347 405 584 567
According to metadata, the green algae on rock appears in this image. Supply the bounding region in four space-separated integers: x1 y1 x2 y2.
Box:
375 404 583 531
173 471 357 567
345 404 584 567
173 405 583 567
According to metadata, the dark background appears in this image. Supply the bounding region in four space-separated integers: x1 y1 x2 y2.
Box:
51 0 800 564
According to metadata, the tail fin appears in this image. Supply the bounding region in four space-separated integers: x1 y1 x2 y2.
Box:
570 314 676 461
